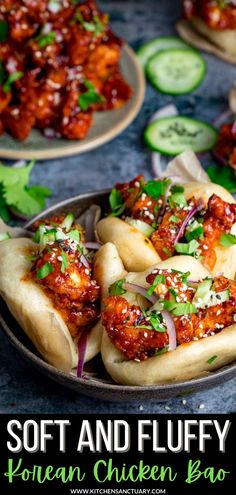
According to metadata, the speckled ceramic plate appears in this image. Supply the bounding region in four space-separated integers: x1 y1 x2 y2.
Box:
0 45 145 161
0 190 236 402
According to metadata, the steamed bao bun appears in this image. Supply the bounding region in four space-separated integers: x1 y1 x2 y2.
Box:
97 181 236 279
0 237 103 372
94 247 236 386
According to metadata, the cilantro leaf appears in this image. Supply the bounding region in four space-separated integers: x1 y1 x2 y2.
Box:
109 188 125 217
37 32 56 48
109 278 126 296
0 160 52 218
219 233 236 247
206 165 236 193
79 80 105 111
146 274 166 297
74 10 104 36
0 185 10 222
0 20 8 42
143 178 170 199
168 185 187 208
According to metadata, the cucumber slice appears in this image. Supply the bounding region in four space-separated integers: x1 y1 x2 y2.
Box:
136 36 189 68
146 48 206 95
144 116 218 155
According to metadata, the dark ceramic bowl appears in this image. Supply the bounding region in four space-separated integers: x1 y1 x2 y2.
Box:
1 190 236 402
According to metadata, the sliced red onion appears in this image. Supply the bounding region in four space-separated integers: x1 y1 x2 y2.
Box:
77 332 87 378
77 205 101 242
41 22 53 34
149 105 179 178
123 282 158 304
43 128 61 139
149 104 178 124
80 254 90 268
173 201 203 245
232 120 236 134
85 242 101 250
212 151 228 167
13 160 26 168
213 109 232 129
162 310 177 351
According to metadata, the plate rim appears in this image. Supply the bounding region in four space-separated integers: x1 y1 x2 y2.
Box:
1 189 236 400
0 44 145 161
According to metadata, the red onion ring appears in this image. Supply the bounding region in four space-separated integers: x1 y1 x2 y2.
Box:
80 254 90 268
85 242 101 250
213 109 232 129
77 332 87 378
173 201 203 245
123 282 158 304
162 310 177 351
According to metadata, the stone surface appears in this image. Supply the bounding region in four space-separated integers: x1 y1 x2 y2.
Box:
0 0 236 414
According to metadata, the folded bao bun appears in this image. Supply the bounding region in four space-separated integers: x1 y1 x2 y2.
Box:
0 237 103 372
97 181 236 279
96 217 160 272
97 254 236 386
184 181 236 279
176 18 236 64
94 242 126 300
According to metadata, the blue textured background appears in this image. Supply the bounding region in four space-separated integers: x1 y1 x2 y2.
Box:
0 0 236 414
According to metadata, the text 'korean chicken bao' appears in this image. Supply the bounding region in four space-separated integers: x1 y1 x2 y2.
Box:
0 0 132 141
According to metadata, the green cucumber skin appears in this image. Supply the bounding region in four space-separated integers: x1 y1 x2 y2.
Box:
144 116 218 155
136 36 189 68
146 48 207 95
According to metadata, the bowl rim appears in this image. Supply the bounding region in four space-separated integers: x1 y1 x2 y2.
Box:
1 189 236 398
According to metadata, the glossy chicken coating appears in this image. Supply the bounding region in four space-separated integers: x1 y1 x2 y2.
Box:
112 176 236 271
215 122 236 170
102 269 236 361
30 215 100 339
198 194 236 271
116 175 165 225
102 296 168 361
0 0 131 141
183 0 236 30
151 199 200 259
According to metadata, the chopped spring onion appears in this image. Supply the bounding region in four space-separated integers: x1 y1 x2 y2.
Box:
77 332 88 378
219 233 236 247
67 229 81 243
60 251 68 273
61 213 74 232
0 232 11 241
207 355 218 365
36 262 54 279
162 300 197 316
175 239 199 255
125 217 155 237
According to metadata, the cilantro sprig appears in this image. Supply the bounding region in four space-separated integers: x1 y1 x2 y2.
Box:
206 165 236 193
109 279 126 296
74 9 105 37
109 188 125 217
3 71 24 93
79 80 105 112
0 160 52 220
36 31 56 48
